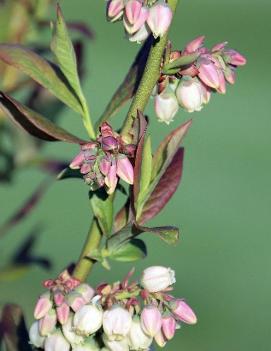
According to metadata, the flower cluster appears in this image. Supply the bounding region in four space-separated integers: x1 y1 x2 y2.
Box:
106 0 172 43
29 266 197 350
154 36 246 124
70 122 135 194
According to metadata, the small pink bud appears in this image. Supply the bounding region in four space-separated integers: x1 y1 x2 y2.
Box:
108 0 125 22
70 152 85 169
141 305 162 337
74 284 95 303
212 41 228 52
224 66 236 85
141 266 176 293
223 49 246 66
184 35 205 53
66 291 86 312
154 90 179 124
154 328 167 348
53 291 65 306
56 303 70 325
198 59 220 89
171 299 197 325
124 1 149 34
44 330 70 351
162 316 176 340
105 161 118 194
217 68 226 94
116 156 134 185
147 2 173 38
80 162 92 175
99 157 111 176
34 292 52 320
102 136 119 151
39 309 57 336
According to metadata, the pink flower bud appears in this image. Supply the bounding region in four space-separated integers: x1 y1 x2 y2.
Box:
99 157 112 176
103 305 132 340
184 35 205 53
116 156 134 185
56 303 70 325
171 299 197 325
217 68 226 94
212 41 228 52
34 292 52 320
74 284 95 303
124 1 149 34
141 266 176 293
176 77 208 112
224 66 236 85
128 317 152 350
154 328 167 347
147 2 173 38
73 304 103 336
70 152 85 169
39 309 57 336
66 291 86 312
29 321 45 348
223 49 246 66
162 316 176 340
53 291 65 306
129 23 150 43
154 90 179 124
140 306 162 337
102 136 119 151
198 58 220 89
108 0 125 22
105 161 118 195
80 162 92 175
44 330 70 351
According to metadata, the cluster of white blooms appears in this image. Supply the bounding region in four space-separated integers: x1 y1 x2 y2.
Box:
29 266 197 350
106 0 173 43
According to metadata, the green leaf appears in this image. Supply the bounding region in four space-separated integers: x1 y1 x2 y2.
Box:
0 92 86 143
1 304 32 351
162 52 200 74
51 5 88 119
109 239 147 262
90 190 113 236
0 44 84 115
136 224 179 245
96 37 153 127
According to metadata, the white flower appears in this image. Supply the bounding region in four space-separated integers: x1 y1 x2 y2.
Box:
154 90 179 124
44 330 70 351
73 304 103 336
141 266 176 292
103 305 132 340
128 317 153 350
29 321 45 348
62 316 84 345
103 334 130 351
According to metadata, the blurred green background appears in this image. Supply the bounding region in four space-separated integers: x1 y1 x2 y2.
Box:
1 0 270 350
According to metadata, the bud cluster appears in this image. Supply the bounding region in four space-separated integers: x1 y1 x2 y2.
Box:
106 0 173 43
154 36 246 124
70 122 135 194
29 266 197 350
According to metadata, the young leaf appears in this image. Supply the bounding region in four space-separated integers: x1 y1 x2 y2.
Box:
139 148 184 224
97 36 153 127
162 52 200 74
51 5 88 117
109 239 147 262
135 223 180 245
0 44 84 115
0 92 86 143
90 190 113 236
0 304 32 351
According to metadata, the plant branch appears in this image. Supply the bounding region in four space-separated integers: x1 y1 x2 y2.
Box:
121 0 179 138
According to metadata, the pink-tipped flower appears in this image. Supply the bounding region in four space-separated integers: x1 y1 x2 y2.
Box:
176 77 209 113
141 266 176 293
162 316 176 340
102 136 119 152
44 330 70 351
103 305 132 340
223 49 246 66
53 291 65 307
116 156 134 185
154 328 167 348
56 303 70 325
217 68 226 94
212 41 228 52
140 305 162 337
224 66 236 85
39 309 57 336
147 2 172 38
34 292 52 320
108 0 125 22
105 161 118 195
171 299 197 325
66 291 86 312
74 284 95 303
198 58 220 89
154 90 179 124
99 157 112 176
124 0 149 34
184 35 205 53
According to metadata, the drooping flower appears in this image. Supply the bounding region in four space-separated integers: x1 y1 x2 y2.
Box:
128 317 153 350
73 304 103 336
171 299 197 325
154 90 179 124
103 305 132 340
141 266 176 292
140 305 162 337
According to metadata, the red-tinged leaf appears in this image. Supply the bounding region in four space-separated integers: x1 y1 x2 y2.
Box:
0 92 86 143
0 44 84 115
0 180 51 238
96 36 153 127
139 148 184 224
114 198 132 233
0 304 32 351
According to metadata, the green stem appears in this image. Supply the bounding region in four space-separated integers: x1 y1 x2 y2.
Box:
82 102 96 139
73 218 102 282
122 0 179 138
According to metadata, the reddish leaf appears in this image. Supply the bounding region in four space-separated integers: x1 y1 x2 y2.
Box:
139 148 184 224
0 92 86 143
114 198 132 233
